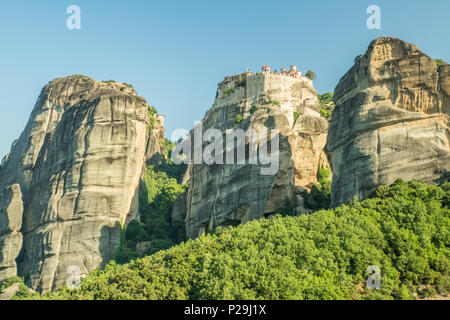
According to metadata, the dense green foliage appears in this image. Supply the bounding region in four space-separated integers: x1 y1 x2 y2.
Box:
235 114 243 125
318 92 335 119
224 88 235 97
147 105 157 115
318 92 333 104
147 105 157 131
0 276 22 292
306 167 332 210
162 138 175 155
0 276 37 300
33 180 449 300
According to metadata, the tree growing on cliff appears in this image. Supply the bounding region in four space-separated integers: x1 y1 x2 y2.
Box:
318 92 335 119
234 114 243 125
306 167 331 210
305 70 316 80
435 58 447 67
250 105 259 115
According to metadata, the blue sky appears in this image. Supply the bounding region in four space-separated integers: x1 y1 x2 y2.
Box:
0 0 449 157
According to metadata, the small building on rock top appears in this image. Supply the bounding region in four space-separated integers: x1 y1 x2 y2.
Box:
216 65 306 100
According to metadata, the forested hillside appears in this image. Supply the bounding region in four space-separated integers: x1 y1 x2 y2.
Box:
14 180 448 300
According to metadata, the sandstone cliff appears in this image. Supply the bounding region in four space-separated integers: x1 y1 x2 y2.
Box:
0 75 149 293
327 37 449 206
173 70 329 239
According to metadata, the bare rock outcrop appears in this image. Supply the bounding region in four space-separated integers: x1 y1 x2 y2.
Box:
327 37 449 206
176 69 329 239
0 75 149 293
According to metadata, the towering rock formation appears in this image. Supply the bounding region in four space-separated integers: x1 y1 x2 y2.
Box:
327 37 449 206
174 67 329 239
0 75 149 293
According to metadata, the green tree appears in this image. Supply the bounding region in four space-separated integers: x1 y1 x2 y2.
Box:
306 167 332 210
224 88 235 97
318 92 334 118
305 70 316 80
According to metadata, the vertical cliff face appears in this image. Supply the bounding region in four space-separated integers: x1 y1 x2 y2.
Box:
327 37 450 206
0 75 149 293
176 71 329 239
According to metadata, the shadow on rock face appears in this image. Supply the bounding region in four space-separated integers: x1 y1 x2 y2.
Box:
99 221 122 268
264 116 275 128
